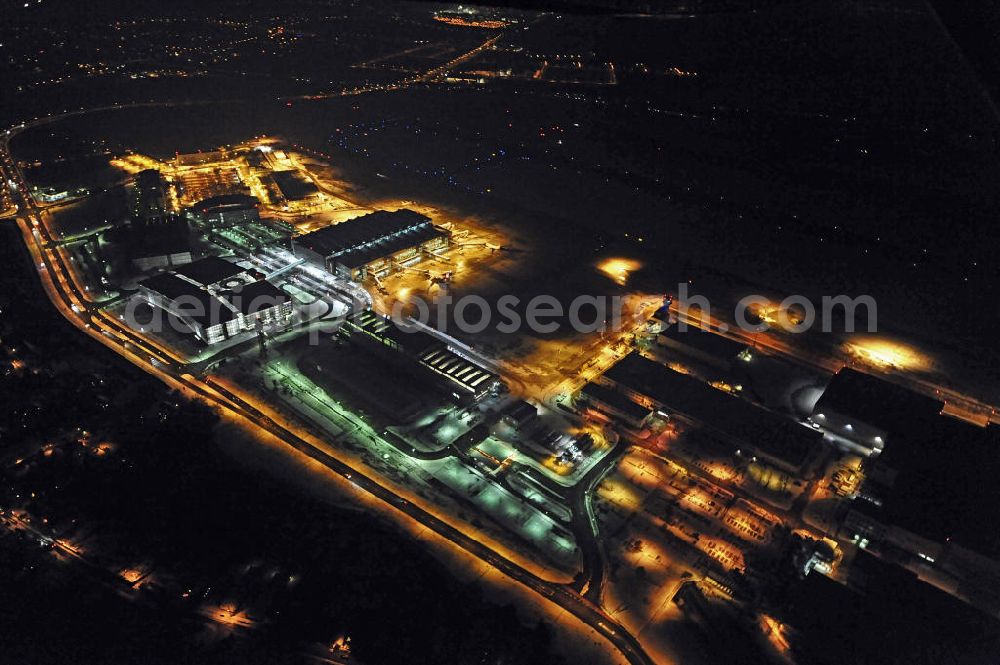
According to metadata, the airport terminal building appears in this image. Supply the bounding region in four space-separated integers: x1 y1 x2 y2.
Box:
293 209 450 282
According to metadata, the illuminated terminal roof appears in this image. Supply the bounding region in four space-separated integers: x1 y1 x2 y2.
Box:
603 352 821 470
336 226 444 269
295 209 445 267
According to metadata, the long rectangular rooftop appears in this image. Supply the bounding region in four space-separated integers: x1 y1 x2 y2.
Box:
295 209 442 260
347 309 439 354
345 311 497 395
191 193 259 214
658 322 748 361
335 223 445 268
580 381 652 421
603 352 821 469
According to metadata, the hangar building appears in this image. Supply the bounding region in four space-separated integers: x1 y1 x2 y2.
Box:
293 209 450 281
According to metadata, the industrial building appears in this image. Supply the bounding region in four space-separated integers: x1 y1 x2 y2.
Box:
33 186 75 202
778 549 1000 663
338 310 499 401
138 256 291 344
175 150 227 167
501 400 539 430
171 255 250 290
811 370 1000 617
138 272 240 344
809 367 944 454
124 214 192 271
269 170 319 202
599 352 822 475
223 279 294 330
839 403 1000 585
495 400 594 462
210 217 295 254
656 323 752 369
578 381 652 428
293 209 450 281
175 165 247 204
189 194 261 227
243 148 270 172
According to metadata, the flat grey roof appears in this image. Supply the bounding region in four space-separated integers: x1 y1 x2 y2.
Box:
417 344 497 394
503 400 538 422
127 216 190 257
270 170 319 200
345 311 496 394
347 310 439 355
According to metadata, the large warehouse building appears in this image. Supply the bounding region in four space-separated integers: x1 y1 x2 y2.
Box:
138 256 292 344
269 170 320 202
339 310 500 402
189 194 261 228
124 214 192 271
656 323 751 370
138 272 240 344
598 352 822 476
809 367 944 455
293 209 450 281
